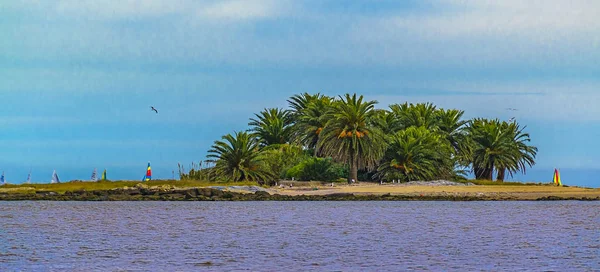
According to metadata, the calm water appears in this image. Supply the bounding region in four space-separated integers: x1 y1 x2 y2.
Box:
0 201 598 271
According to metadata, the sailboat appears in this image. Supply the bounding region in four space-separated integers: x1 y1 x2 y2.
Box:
26 171 31 184
101 169 107 181
91 168 98 182
553 168 562 186
1 171 5 185
51 170 60 184
142 162 152 181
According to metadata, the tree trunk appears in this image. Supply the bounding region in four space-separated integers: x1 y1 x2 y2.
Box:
349 154 358 184
486 167 493 180
496 168 505 182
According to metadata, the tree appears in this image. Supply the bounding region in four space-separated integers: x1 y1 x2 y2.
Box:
437 108 472 166
389 102 439 130
467 118 537 181
207 131 272 182
291 95 333 155
317 94 386 183
376 126 452 182
495 121 537 181
248 108 292 146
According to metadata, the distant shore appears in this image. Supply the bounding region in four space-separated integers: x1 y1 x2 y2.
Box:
0 180 598 201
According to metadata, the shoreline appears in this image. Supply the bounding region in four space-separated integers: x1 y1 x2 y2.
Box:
0 182 599 201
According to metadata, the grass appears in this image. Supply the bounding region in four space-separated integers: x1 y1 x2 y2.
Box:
0 179 261 193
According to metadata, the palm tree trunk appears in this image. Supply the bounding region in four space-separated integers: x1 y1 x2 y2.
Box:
349 154 358 184
496 168 505 182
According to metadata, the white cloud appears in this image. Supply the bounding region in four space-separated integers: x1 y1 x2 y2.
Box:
350 0 600 66
198 0 288 21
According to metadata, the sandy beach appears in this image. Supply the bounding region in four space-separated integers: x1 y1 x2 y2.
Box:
271 183 600 200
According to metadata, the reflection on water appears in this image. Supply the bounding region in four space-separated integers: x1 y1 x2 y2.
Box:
0 201 598 271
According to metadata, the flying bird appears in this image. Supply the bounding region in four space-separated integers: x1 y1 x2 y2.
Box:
150 106 158 114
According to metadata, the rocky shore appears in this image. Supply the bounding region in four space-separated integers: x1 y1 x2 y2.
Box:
0 183 598 201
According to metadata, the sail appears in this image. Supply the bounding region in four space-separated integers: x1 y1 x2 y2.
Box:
26 171 31 184
1 172 5 185
143 162 152 181
553 168 562 186
101 169 107 181
91 168 98 182
51 170 60 184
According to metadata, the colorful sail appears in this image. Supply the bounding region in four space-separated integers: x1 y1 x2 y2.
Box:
51 170 60 184
1 172 5 185
143 162 152 181
101 169 107 181
553 168 562 186
91 168 98 182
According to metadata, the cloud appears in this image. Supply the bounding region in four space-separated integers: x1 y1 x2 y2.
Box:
350 0 600 66
198 0 289 21
372 91 600 122
54 0 188 19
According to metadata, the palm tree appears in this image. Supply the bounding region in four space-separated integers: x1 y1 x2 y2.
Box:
437 108 471 166
291 95 333 155
467 119 508 180
317 94 386 183
376 126 452 182
467 118 537 181
389 102 439 130
495 121 537 181
287 93 327 121
372 109 402 135
207 131 272 182
248 108 292 146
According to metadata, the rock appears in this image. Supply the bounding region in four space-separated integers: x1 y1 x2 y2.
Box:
254 191 270 197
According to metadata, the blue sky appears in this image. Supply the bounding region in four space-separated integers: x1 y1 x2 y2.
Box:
1 0 599 187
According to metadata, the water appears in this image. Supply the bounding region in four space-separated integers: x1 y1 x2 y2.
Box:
1 201 598 271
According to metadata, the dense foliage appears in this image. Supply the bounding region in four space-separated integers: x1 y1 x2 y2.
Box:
182 93 537 183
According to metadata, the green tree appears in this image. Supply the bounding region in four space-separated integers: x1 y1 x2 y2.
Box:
291 95 333 155
467 118 537 181
260 144 306 182
376 126 452 182
389 102 439 130
495 121 538 181
207 131 272 182
248 108 292 146
317 94 386 183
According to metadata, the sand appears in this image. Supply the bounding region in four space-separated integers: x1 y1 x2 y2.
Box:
271 183 600 200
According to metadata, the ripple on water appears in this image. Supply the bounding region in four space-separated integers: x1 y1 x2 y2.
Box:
0 201 599 271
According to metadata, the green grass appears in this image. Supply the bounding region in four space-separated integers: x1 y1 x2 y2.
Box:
0 179 261 193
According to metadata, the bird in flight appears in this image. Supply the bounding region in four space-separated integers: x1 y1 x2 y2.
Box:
150 106 158 114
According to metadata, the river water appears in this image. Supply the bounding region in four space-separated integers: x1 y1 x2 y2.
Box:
0 201 598 271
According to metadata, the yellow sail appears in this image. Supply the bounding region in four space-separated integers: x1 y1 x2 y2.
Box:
553 169 562 186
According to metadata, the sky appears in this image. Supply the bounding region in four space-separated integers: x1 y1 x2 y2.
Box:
1 0 599 187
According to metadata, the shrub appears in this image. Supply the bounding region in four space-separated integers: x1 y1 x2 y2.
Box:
285 157 347 182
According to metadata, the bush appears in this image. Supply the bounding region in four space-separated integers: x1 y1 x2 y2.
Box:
285 157 347 182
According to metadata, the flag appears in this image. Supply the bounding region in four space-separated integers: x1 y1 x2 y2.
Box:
101 169 107 181
144 162 152 181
